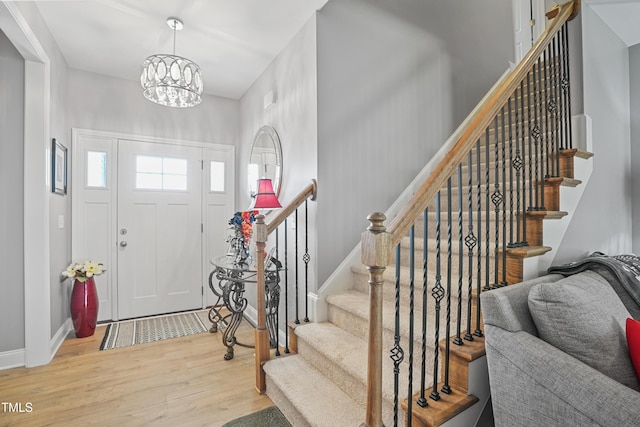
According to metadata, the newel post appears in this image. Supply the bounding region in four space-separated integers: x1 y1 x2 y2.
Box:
254 214 270 394
361 213 392 427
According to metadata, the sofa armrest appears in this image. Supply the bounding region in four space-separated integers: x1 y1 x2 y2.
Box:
485 325 640 427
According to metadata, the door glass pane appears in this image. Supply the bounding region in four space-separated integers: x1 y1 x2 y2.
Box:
87 151 107 188
210 161 225 192
137 155 162 173
135 155 187 191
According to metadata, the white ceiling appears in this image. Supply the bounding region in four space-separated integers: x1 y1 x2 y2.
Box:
29 0 640 102
34 0 329 100
586 0 640 46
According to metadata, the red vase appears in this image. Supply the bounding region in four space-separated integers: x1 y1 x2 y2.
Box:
70 277 99 338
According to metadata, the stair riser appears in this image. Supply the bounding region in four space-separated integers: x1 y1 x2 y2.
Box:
327 301 471 360
295 336 433 427
265 376 312 427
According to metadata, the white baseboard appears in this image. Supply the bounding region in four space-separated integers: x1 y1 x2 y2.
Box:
0 348 26 371
0 318 73 371
50 317 73 359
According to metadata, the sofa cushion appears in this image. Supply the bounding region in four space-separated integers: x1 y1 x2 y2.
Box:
528 270 640 391
628 318 640 381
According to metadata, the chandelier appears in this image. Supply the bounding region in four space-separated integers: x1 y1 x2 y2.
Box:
140 18 203 108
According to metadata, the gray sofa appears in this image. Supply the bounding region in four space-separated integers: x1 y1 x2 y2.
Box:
481 271 640 427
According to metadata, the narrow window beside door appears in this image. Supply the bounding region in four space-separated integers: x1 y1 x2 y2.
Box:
210 161 225 192
87 151 107 188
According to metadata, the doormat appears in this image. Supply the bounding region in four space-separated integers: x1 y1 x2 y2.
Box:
99 310 211 350
221 406 291 427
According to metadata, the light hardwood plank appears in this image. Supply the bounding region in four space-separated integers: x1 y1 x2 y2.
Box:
0 316 273 427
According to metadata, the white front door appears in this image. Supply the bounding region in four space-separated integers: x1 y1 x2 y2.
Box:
72 130 236 321
116 139 203 319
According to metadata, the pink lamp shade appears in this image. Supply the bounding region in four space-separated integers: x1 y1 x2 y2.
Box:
252 178 282 209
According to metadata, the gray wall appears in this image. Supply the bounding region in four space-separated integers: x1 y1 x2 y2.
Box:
630 44 640 253
552 4 633 263
9 0 71 342
67 69 240 145
316 0 514 284
0 29 25 352
238 16 318 315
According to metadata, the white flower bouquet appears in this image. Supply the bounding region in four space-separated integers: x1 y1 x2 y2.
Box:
62 260 105 282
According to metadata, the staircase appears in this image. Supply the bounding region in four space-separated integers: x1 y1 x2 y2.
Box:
256 2 583 426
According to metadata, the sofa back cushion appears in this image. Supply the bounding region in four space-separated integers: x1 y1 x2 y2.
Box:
528 270 640 391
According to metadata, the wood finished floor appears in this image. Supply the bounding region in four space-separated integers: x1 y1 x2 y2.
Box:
0 314 274 427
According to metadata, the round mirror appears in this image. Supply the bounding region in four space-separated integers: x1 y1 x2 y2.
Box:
248 125 282 198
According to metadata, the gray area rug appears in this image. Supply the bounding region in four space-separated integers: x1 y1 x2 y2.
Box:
100 310 210 350
222 406 291 427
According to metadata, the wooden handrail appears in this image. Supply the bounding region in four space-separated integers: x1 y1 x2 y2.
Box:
386 0 579 248
361 2 580 425
254 179 318 394
266 179 317 235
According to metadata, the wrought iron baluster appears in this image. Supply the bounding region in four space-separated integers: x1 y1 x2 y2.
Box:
454 164 464 346
536 58 546 209
513 86 524 246
474 140 483 337
508 97 515 247
526 70 534 210
417 209 429 408
275 228 281 356
492 115 503 288
284 219 290 354
442 178 453 395
304 199 310 323
464 150 477 341
407 225 416 424
391 245 403 426
547 43 558 177
562 23 573 149
519 80 528 245
555 33 564 152
430 191 443 401
294 209 300 324
533 58 545 211
543 48 551 179
500 108 508 286
484 128 491 290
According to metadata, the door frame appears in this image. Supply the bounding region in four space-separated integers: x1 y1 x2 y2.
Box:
71 128 235 321
513 0 546 63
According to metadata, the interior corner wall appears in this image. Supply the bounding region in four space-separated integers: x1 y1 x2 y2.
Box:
0 29 25 352
630 44 640 254
552 4 632 263
315 0 514 284
238 15 318 304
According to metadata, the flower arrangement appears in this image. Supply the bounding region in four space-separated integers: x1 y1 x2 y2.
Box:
62 260 105 282
229 210 259 244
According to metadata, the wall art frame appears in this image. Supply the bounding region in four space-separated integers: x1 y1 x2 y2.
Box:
52 138 67 195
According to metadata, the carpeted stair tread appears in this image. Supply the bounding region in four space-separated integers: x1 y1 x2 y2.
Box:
295 322 430 409
326 290 466 346
264 355 364 427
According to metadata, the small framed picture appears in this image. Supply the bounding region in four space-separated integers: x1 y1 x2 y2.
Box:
52 138 67 195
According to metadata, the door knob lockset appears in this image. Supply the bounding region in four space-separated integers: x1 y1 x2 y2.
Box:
120 241 128 247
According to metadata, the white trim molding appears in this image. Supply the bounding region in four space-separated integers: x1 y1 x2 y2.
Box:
0 349 26 371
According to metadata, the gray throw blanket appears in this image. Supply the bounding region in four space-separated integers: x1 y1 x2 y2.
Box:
548 252 640 320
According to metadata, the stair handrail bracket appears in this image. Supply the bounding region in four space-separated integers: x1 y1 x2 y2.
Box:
360 1 580 425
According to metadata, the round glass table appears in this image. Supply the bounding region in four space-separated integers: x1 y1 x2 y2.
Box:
208 255 281 360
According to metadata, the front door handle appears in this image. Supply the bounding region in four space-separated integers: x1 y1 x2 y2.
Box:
120 241 128 247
